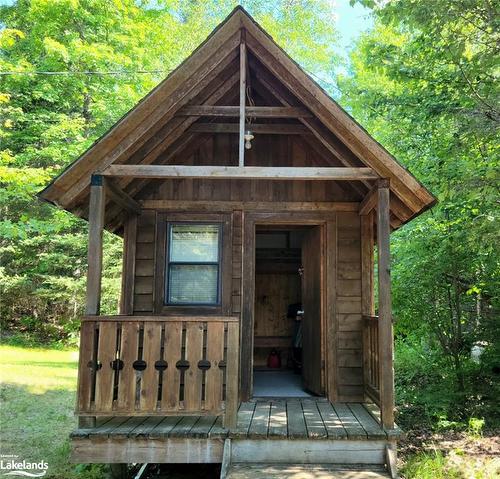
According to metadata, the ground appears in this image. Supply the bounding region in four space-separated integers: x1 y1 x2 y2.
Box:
0 344 498 479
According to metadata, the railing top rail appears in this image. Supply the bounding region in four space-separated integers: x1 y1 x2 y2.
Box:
81 315 239 323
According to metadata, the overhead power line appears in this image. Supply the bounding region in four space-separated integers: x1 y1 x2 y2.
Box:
0 69 173 76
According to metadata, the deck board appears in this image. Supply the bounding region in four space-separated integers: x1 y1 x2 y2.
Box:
248 401 271 437
301 399 328 439
71 401 395 441
316 401 348 439
332 402 368 439
285 399 308 438
268 400 288 438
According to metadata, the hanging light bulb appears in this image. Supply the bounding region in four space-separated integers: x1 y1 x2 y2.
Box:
244 130 254 149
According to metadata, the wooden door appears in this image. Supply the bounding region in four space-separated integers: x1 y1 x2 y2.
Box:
301 226 324 395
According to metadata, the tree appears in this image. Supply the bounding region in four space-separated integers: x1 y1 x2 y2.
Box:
341 0 499 423
0 0 339 341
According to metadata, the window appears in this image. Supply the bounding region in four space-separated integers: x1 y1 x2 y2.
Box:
165 223 221 305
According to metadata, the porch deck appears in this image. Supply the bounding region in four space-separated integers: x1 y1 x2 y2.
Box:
72 400 398 441
71 400 401 464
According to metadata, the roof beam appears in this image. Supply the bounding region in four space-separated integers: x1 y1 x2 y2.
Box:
55 31 241 208
189 123 309 134
177 105 312 118
101 165 379 181
104 178 141 216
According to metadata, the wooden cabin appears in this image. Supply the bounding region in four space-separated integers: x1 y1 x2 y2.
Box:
38 7 435 478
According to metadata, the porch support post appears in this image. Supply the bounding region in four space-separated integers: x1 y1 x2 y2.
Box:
377 179 395 429
80 174 105 428
85 174 106 316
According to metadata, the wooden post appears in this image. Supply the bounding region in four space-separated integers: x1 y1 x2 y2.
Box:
85 174 106 315
238 39 246 167
119 214 137 315
377 179 395 429
80 174 106 429
361 210 375 398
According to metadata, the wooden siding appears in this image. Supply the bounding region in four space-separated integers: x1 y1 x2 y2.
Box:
336 212 364 402
126 208 365 401
133 211 155 314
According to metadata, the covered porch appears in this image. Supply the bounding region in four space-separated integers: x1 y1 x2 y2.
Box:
71 398 401 464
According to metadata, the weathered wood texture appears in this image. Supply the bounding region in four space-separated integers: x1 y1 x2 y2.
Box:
336 212 363 402
71 400 396 441
363 316 380 406
76 316 239 424
226 464 391 479
85 177 106 315
377 183 395 429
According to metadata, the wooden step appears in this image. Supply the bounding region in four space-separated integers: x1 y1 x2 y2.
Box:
226 464 391 478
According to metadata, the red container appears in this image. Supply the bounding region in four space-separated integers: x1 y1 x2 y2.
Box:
267 349 281 369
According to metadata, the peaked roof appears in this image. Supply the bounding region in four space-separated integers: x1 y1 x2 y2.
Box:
38 6 436 231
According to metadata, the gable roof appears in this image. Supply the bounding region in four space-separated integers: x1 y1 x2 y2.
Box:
38 6 436 231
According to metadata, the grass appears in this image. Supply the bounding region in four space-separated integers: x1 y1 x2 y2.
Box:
401 448 500 479
0 345 104 479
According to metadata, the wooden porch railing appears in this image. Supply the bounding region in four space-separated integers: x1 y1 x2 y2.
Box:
363 315 380 406
76 316 239 426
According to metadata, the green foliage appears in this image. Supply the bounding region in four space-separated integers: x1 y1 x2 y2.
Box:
0 0 339 342
401 450 462 479
342 0 499 426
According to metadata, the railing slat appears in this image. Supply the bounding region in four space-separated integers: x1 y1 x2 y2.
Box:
94 321 118 411
184 322 204 411
140 322 162 412
76 316 239 422
77 321 96 412
224 322 240 428
162 322 183 411
205 322 225 411
116 321 140 411
362 315 381 406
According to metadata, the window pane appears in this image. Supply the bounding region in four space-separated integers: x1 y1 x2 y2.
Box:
169 224 219 262
168 264 218 304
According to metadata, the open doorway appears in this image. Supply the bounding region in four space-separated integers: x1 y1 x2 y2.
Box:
252 225 324 398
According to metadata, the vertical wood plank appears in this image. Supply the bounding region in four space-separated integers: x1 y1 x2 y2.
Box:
377 180 395 429
224 321 240 428
238 41 246 167
361 211 374 316
116 322 139 411
94 321 117 412
140 322 162 412
183 322 204 411
162 322 183 411
120 214 137 315
76 321 96 412
240 214 255 400
361 211 374 399
205 322 225 411
326 217 337 402
85 175 106 315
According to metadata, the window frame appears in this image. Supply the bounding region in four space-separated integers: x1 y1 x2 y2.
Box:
165 222 222 306
154 212 232 316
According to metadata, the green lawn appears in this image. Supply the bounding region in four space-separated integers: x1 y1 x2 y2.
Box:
0 344 498 479
0 345 103 479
